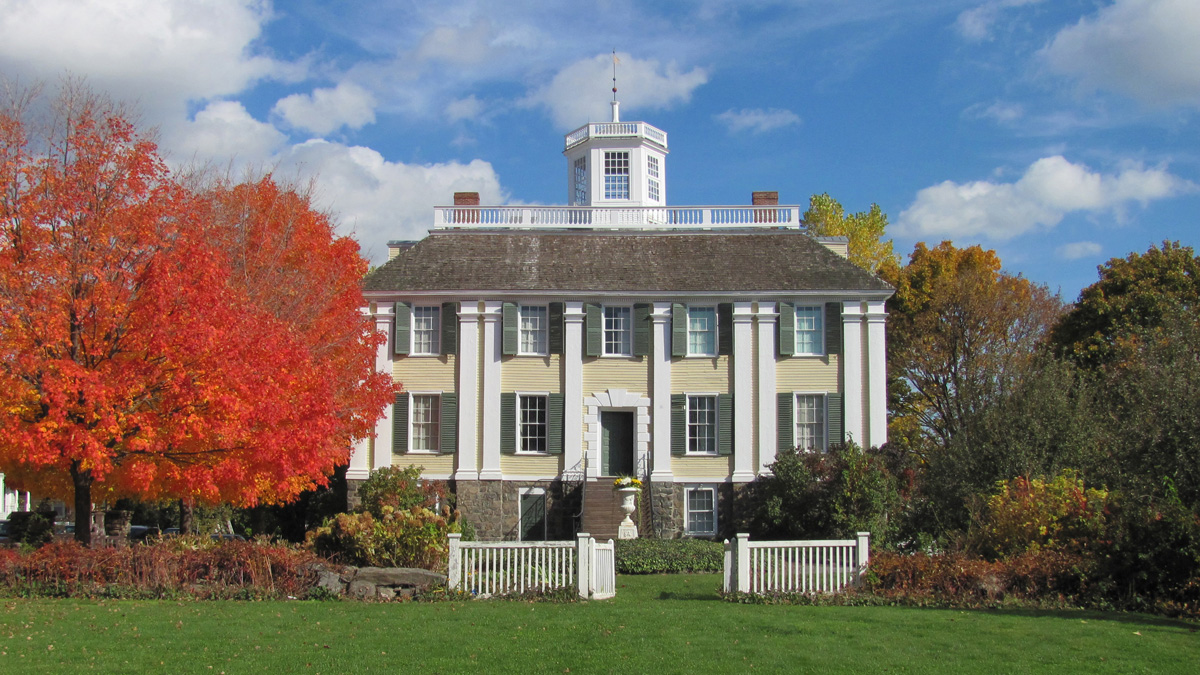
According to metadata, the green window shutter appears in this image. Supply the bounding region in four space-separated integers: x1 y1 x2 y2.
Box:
441 303 458 356
671 394 687 456
548 302 564 355
825 302 842 356
718 393 733 456
717 303 734 356
439 393 457 454
633 303 650 356
777 392 793 452
826 393 843 449
584 303 602 357
502 302 518 356
393 393 409 454
500 393 516 454
394 302 411 356
777 302 794 357
547 394 564 455
671 303 687 357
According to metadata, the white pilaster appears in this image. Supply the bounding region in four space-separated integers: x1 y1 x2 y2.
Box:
372 308 395 472
479 301 503 480
563 302 586 475
732 302 755 483
756 303 778 474
865 301 888 448
841 301 865 447
650 302 674 482
349 305 388 481
455 303 482 480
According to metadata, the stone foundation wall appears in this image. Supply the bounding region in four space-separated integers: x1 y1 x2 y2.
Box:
641 482 742 540
453 480 581 541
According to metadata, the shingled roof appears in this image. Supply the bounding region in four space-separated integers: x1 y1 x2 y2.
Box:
363 229 893 294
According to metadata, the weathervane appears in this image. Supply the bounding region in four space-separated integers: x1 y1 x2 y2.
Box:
611 50 620 122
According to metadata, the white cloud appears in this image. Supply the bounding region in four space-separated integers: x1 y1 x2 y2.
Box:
1057 241 1102 260
715 108 801 134
413 20 497 65
955 0 1045 42
276 141 506 262
272 82 377 136
965 101 1024 124
0 0 289 119
1042 0 1200 107
524 53 708 130
168 100 286 166
897 156 1194 240
445 95 484 123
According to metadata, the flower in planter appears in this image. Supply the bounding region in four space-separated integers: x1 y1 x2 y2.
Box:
612 476 643 490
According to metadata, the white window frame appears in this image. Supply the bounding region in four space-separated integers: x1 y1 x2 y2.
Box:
794 305 824 356
647 155 660 203
686 393 718 456
686 306 717 357
602 305 633 356
794 392 827 452
412 306 441 355
573 157 588 205
603 151 630 200
516 392 550 455
684 486 718 536
519 305 549 356
408 392 441 453
518 487 547 541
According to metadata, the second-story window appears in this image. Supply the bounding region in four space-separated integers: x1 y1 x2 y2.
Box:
687 306 716 356
604 151 630 200
412 306 441 355
795 306 824 355
604 306 632 356
520 305 548 355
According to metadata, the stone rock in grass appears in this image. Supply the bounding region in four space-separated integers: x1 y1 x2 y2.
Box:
316 569 345 594
347 579 377 599
376 587 396 600
353 567 446 589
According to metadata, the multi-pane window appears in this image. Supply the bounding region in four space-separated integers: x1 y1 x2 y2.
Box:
411 394 440 452
604 151 630 200
603 306 632 356
687 306 716 356
573 157 588 205
413 306 441 355
795 306 824 355
687 395 717 454
519 395 548 453
647 156 660 202
685 487 717 535
795 394 826 452
520 305 548 355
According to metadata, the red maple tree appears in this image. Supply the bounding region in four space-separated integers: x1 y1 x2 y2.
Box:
0 84 392 544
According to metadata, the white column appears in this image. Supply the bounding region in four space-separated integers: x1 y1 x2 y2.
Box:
756 303 778 474
455 303 481 480
865 301 888 448
348 305 387 481
372 308 395 472
841 301 865 448
563 302 586 475
479 301 503 480
650 302 674 482
732 302 755 482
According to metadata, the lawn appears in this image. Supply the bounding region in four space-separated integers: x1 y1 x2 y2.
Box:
1 574 1196 674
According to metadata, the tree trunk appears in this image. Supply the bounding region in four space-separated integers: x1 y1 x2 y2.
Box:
70 461 93 546
180 499 195 534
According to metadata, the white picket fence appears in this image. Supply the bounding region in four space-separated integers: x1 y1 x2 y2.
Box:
447 533 616 599
723 532 870 595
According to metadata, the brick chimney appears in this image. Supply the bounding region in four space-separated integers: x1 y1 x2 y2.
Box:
454 191 480 206
752 191 779 206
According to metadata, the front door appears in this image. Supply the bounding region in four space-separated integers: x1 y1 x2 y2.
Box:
600 411 634 476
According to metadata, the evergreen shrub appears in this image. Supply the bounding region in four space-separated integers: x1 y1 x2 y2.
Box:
615 538 724 574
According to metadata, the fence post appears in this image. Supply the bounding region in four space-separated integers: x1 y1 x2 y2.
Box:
856 531 871 582
447 533 462 590
576 532 591 600
723 539 732 593
736 533 751 593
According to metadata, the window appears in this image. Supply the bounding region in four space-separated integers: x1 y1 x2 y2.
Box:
519 488 547 541
573 157 588 205
687 395 717 454
519 394 548 453
410 394 441 452
603 306 632 356
412 306 441 355
687 306 716 356
647 156 660 202
685 487 717 535
795 394 826 451
794 306 824 355
519 305 548 355
603 151 630 200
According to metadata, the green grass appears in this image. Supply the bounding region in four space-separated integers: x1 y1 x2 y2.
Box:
1 574 1197 674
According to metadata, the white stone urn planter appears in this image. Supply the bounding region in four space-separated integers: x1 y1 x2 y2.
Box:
616 486 639 539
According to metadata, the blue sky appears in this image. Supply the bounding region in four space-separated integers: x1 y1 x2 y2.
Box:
1 0 1197 299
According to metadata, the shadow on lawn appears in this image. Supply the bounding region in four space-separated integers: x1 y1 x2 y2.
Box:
654 589 723 601
891 604 1199 631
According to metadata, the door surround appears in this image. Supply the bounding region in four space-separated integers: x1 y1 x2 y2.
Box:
584 388 650 480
